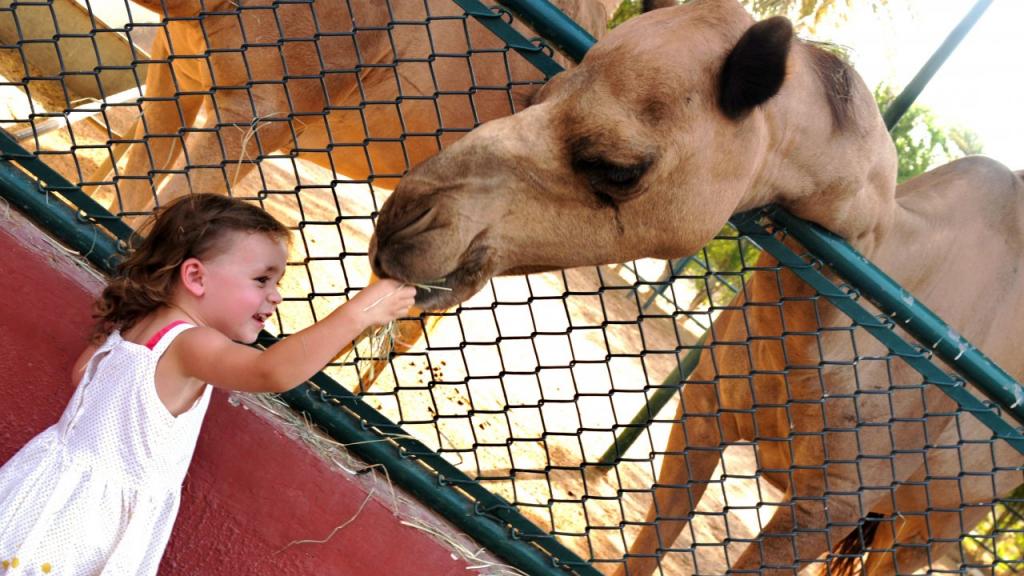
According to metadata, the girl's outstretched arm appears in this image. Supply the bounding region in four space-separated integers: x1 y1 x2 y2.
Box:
168 280 416 393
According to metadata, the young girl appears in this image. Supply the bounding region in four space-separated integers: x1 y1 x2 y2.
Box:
0 193 416 575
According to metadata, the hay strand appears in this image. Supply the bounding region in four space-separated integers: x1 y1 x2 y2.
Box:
276 488 377 554
231 111 288 189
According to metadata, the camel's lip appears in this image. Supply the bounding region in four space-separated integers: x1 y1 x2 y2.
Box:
409 258 481 310
413 282 459 311
411 274 458 309
413 241 494 310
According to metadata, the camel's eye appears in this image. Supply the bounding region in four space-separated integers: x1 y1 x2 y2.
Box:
574 157 650 201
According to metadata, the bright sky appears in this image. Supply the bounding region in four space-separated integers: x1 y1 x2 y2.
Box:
817 0 1022 170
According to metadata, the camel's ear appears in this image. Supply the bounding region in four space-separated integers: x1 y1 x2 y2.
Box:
718 16 793 119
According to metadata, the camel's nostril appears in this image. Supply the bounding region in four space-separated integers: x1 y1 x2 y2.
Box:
400 205 435 238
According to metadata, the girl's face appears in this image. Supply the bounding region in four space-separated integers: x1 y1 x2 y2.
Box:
198 231 288 343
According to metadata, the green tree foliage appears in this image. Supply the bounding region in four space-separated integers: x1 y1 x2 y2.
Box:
608 0 642 28
965 483 1024 575
745 0 887 29
678 230 761 310
876 84 983 183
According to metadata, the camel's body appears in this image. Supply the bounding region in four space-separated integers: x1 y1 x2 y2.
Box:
368 0 1024 573
103 0 607 215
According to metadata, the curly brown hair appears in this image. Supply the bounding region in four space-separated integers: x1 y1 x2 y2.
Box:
93 194 290 341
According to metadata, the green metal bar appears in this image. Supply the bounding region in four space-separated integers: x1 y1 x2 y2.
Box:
760 206 1024 435
882 0 993 131
597 333 706 465
497 0 598 64
0 129 135 243
0 155 122 275
451 0 567 78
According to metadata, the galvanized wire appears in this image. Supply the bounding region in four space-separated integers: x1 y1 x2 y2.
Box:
1 1 1022 574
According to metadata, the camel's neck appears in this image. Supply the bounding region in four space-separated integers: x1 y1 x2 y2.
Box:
751 44 899 258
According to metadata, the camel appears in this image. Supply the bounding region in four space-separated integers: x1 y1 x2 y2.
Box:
99 0 607 216
367 0 1024 574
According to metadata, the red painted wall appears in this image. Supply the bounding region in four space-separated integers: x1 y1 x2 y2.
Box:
0 209 472 575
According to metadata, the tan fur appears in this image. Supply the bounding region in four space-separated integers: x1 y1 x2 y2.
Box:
369 0 1024 573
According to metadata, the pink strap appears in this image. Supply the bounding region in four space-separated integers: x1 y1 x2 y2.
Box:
145 320 190 350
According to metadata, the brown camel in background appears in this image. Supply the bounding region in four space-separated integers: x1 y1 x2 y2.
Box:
98 0 607 216
369 0 1024 573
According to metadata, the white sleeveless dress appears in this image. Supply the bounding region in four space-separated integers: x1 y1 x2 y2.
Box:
0 323 210 575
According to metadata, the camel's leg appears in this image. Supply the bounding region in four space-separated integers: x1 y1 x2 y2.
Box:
616 377 738 576
863 499 995 575
728 477 832 574
106 29 205 220
728 402 961 576
863 416 1023 575
83 141 128 207
863 514 934 576
727 404 858 574
150 86 297 208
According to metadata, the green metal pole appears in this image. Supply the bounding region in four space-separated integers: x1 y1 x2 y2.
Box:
496 0 598 64
451 0 568 78
598 334 707 466
0 158 122 274
0 130 135 244
882 0 994 131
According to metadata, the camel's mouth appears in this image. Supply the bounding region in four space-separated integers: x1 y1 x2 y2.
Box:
411 273 463 310
396 239 495 311
409 264 486 310
413 262 568 310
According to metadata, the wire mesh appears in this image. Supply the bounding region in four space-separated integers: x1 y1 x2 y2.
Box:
1 1 1022 575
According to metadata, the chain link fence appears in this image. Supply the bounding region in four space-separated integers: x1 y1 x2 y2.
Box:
1 1 1021 574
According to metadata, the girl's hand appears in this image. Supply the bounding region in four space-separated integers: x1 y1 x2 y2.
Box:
349 279 417 328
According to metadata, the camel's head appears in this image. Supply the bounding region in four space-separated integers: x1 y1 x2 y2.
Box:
370 0 894 309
